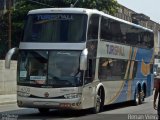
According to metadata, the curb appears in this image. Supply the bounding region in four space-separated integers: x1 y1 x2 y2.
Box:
0 100 16 105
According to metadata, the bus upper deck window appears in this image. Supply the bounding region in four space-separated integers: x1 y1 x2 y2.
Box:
87 14 99 40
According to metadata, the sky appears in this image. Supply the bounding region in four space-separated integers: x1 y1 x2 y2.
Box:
117 0 160 23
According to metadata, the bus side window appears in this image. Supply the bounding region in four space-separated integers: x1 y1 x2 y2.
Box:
98 58 111 80
87 14 99 40
100 17 112 41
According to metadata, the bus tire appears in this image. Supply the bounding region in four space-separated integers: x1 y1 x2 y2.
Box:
133 89 142 105
91 88 104 114
141 89 145 102
38 108 49 114
142 85 146 102
91 94 101 114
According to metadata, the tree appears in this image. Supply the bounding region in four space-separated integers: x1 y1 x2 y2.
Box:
31 0 119 14
64 0 119 14
11 0 44 48
0 15 8 59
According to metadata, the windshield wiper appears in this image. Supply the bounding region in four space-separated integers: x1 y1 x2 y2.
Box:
48 75 75 86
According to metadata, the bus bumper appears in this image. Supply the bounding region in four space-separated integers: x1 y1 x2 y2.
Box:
17 96 82 110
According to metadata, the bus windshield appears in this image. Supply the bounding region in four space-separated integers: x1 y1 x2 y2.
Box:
18 50 82 87
23 14 87 43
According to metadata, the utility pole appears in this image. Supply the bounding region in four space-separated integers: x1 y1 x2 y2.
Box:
8 0 11 49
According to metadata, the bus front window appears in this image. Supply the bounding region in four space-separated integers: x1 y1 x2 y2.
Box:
23 14 87 43
18 51 82 87
19 51 48 85
48 51 82 87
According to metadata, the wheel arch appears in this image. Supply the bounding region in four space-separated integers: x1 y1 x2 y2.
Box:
135 82 142 93
142 81 147 97
96 83 105 98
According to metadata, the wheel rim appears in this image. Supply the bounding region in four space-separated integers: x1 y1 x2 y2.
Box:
136 93 139 104
135 91 142 105
141 90 145 101
95 95 101 112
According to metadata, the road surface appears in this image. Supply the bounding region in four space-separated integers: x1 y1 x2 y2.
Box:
0 95 158 120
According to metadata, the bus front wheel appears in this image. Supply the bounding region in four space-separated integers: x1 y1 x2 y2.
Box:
92 88 105 114
92 94 101 114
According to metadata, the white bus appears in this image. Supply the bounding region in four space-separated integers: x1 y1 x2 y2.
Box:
5 8 154 113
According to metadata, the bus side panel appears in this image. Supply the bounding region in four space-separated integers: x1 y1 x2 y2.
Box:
135 48 154 97
147 74 154 96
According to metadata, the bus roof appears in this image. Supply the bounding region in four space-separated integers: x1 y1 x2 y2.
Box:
28 8 153 32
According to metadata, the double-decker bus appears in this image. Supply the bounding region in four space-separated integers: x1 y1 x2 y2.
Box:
5 8 154 113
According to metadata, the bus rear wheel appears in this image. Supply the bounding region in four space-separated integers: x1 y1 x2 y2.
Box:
38 108 50 114
133 90 142 105
141 89 145 102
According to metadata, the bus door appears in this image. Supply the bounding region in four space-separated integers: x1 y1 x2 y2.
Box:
82 14 99 108
82 59 96 108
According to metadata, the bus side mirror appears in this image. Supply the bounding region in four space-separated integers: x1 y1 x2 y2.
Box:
80 49 88 71
5 47 18 69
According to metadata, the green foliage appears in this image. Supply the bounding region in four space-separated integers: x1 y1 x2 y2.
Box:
11 0 45 49
69 0 120 15
0 18 7 59
12 0 46 30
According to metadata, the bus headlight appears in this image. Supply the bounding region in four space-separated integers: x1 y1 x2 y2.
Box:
17 91 30 97
64 93 81 99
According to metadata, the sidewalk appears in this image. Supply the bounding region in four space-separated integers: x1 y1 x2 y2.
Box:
0 94 16 105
